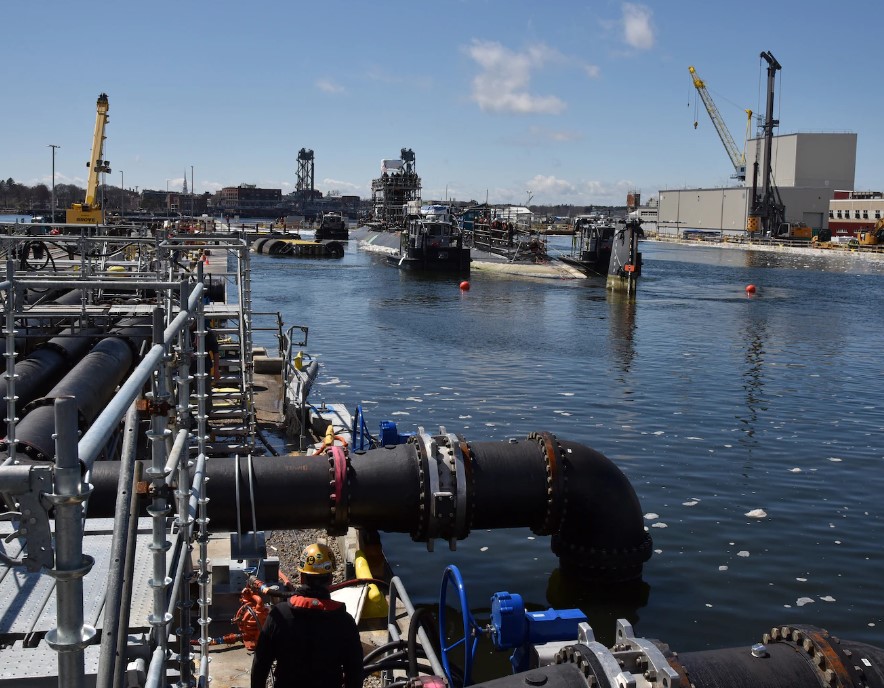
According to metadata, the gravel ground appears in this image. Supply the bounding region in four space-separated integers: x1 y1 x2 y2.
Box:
266 528 345 583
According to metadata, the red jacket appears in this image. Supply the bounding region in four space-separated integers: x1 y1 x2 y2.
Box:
251 585 362 688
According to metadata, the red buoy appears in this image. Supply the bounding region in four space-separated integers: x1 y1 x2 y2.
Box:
459 281 470 291
745 284 756 294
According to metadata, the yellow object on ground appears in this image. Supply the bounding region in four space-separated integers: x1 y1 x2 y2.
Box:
354 549 388 619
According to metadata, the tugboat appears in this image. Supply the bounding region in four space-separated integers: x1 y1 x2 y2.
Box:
392 204 470 273
560 215 616 276
314 211 348 241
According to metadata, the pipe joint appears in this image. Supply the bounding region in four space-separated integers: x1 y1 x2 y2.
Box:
413 426 472 551
528 431 565 536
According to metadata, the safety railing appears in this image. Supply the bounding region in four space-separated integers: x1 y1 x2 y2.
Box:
0 227 240 688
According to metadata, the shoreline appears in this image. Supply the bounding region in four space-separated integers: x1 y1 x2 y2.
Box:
646 235 884 261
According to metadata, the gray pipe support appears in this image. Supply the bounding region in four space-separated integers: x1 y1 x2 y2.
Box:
88 431 652 583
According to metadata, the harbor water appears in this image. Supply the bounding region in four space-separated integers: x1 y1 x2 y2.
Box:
250 235 884 659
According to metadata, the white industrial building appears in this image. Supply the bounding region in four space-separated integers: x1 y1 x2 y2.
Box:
658 132 857 238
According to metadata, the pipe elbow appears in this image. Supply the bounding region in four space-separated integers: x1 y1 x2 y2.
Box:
551 439 652 582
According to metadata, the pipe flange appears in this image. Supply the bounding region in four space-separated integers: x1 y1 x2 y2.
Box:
762 624 869 688
552 534 653 580
447 433 471 543
527 431 564 535
458 438 476 536
327 446 349 536
417 428 440 550
411 434 428 544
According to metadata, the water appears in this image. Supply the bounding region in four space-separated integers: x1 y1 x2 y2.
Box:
251 238 884 657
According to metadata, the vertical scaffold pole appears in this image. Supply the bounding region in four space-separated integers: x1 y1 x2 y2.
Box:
3 259 17 466
46 396 96 688
175 281 195 687
194 290 212 678
145 307 173 679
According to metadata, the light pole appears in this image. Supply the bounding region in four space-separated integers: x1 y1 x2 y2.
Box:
525 190 533 230
48 144 60 222
190 165 194 217
120 170 124 219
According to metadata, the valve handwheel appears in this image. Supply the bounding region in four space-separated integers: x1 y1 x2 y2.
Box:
439 564 483 687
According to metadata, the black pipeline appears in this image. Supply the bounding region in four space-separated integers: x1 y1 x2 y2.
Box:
89 431 653 583
0 327 100 415
465 623 884 688
4 315 151 460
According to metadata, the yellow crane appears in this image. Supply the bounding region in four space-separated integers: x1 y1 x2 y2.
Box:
66 93 111 224
689 66 752 182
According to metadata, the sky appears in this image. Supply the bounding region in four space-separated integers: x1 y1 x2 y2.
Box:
4 0 883 206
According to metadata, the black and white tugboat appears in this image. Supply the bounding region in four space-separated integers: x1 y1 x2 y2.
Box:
560 215 617 277
392 204 470 273
314 211 349 241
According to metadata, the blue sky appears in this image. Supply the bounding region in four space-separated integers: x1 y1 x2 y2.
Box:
4 0 883 206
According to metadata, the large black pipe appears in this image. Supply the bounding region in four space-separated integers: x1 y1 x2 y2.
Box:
467 624 884 688
10 336 135 460
672 626 884 688
2 289 86 366
88 432 653 582
0 327 100 414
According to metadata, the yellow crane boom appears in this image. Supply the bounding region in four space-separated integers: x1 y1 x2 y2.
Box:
689 66 749 181
67 93 110 224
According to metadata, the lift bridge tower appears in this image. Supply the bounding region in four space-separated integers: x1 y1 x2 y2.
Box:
296 147 315 203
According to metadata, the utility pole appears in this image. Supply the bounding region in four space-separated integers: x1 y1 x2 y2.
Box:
120 170 124 219
190 165 194 217
48 144 60 222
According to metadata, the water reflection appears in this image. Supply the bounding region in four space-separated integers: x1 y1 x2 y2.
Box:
738 317 768 456
546 569 650 647
608 292 637 375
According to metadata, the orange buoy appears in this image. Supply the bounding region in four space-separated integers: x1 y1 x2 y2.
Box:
745 284 756 294
459 281 470 291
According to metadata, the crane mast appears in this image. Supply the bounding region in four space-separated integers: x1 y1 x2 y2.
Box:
67 93 111 224
748 51 784 236
689 66 746 181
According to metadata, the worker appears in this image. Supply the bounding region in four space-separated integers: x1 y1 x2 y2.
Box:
251 542 363 688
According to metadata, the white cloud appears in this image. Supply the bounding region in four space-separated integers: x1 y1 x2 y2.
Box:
316 78 345 94
465 40 566 115
622 3 655 50
527 174 579 196
510 127 584 146
584 64 601 79
318 178 361 193
487 175 634 205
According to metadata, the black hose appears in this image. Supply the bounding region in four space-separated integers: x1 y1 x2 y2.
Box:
328 577 390 592
362 639 407 665
362 660 433 676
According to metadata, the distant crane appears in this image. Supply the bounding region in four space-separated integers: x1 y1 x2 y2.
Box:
689 65 751 181
748 51 785 236
67 93 111 224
